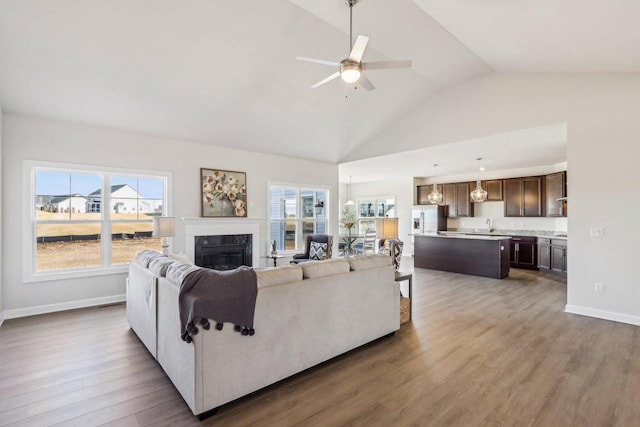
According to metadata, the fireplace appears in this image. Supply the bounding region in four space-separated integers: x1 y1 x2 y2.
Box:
195 234 252 271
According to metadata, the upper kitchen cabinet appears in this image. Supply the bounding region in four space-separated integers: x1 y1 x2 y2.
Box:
545 172 567 217
417 185 438 205
443 183 474 218
504 176 545 217
482 179 503 201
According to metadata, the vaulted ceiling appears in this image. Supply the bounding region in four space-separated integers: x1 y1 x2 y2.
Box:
1 1 639 166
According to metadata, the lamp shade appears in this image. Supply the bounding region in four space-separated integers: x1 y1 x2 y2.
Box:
153 216 175 238
375 217 399 240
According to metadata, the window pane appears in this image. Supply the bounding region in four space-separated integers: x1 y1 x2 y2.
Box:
111 221 160 265
377 197 395 217
269 220 286 251
301 190 314 218
269 220 297 251
138 177 165 217
302 220 326 243
269 188 297 219
359 200 375 217
315 191 326 220
36 223 102 271
284 220 296 250
111 176 140 219
35 171 102 220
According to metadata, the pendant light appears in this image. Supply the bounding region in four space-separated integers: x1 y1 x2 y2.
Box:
345 175 355 206
427 164 443 204
470 157 488 203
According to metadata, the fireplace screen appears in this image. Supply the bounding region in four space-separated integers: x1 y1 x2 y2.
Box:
194 234 252 271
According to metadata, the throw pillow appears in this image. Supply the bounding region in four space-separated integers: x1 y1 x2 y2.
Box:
309 241 328 260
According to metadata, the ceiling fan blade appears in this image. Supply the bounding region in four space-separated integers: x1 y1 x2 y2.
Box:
357 73 375 91
362 60 412 70
296 57 341 68
348 35 369 63
311 72 341 89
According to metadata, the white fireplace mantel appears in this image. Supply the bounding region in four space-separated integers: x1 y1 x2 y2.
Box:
178 217 264 267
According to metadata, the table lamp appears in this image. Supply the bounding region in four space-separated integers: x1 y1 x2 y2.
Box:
376 217 398 253
153 216 175 255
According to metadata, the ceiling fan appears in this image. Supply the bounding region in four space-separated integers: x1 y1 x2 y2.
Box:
296 0 412 91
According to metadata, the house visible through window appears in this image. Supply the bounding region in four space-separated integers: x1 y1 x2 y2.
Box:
268 185 328 252
31 164 170 277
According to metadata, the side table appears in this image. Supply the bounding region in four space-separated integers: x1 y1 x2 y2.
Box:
395 271 413 322
265 254 286 267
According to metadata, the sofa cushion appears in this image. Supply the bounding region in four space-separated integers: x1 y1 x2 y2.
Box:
148 256 176 277
256 265 303 288
168 252 193 264
300 258 350 279
166 261 202 286
309 241 327 260
347 254 392 271
134 249 164 267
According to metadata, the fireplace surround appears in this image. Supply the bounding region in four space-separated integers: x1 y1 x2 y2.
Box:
179 218 262 268
194 234 252 270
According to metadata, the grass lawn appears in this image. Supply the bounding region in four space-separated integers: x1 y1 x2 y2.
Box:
37 238 161 271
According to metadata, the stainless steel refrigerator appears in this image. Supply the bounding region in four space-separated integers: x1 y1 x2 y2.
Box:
411 205 447 234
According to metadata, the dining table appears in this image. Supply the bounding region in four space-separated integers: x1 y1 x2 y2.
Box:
338 233 363 256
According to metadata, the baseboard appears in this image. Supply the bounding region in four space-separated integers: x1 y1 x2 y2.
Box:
3 294 126 320
0 311 4 327
565 304 640 326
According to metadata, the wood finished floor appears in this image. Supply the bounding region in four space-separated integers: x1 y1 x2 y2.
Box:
1 266 639 426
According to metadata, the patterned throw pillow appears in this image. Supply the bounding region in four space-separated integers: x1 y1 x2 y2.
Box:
309 241 328 260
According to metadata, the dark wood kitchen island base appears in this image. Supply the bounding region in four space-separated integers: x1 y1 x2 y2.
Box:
414 234 511 279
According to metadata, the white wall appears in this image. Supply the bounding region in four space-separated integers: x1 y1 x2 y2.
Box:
1 114 338 316
346 73 640 326
0 107 3 326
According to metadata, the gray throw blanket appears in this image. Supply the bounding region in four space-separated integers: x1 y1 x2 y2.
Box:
179 266 258 343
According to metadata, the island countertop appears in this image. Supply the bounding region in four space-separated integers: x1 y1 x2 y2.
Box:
417 232 512 241
414 233 511 279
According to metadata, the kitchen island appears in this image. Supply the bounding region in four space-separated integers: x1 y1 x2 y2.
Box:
414 233 512 279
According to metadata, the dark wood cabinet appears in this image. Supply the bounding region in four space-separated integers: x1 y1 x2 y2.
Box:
417 184 448 206
537 237 567 276
455 182 474 217
442 184 456 216
441 183 474 218
509 236 538 270
504 176 545 217
482 179 503 201
417 185 432 205
545 172 566 217
537 238 551 270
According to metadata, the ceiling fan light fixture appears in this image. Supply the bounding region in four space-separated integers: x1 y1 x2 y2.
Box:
340 61 361 83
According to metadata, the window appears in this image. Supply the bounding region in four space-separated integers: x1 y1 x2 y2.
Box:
27 161 170 280
356 195 396 234
268 185 328 252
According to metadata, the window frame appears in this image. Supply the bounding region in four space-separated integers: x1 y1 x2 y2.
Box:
23 160 172 283
267 182 330 254
356 195 396 234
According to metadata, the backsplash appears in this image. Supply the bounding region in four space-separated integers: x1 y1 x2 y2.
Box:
446 201 568 233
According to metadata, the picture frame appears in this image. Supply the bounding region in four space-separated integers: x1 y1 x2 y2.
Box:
201 168 247 217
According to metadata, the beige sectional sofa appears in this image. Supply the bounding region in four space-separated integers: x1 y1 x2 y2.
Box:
126 253 399 417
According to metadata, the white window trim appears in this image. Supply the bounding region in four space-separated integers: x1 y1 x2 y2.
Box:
267 181 330 254
23 160 173 283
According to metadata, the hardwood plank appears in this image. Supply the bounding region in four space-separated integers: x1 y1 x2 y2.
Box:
1 266 639 426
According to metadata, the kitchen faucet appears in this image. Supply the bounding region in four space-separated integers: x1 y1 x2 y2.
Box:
486 218 492 232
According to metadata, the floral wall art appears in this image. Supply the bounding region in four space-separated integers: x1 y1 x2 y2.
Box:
201 168 247 217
